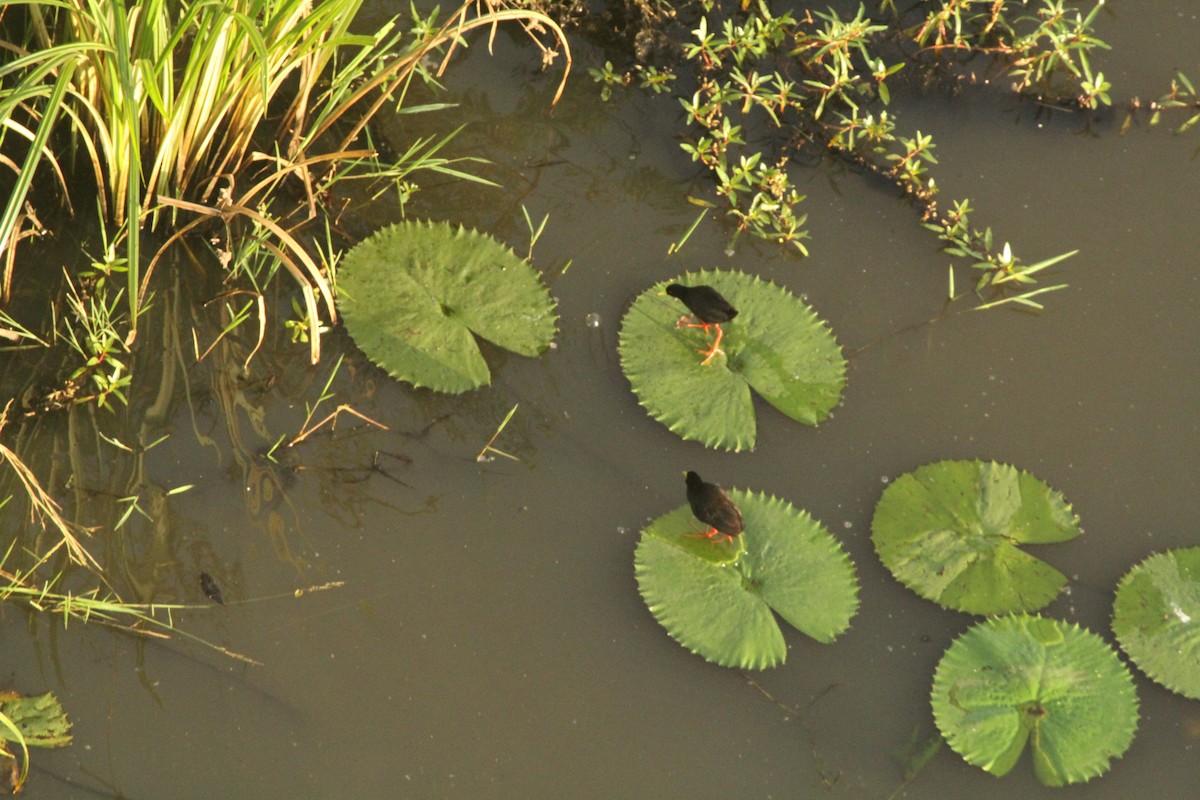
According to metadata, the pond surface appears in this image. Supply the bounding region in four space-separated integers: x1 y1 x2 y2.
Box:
4 2 1200 797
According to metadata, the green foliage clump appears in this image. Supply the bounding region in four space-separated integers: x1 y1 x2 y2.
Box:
583 0 1197 305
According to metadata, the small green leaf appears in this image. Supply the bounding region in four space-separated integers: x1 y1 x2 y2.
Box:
635 490 859 669
338 220 558 393
619 270 845 451
1112 547 1200 699
872 460 1080 614
0 691 73 748
932 615 1138 787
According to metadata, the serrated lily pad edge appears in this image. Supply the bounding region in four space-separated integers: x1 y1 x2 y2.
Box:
1112 547 1200 700
871 459 1081 615
634 489 859 670
931 613 1139 787
617 268 846 452
338 219 558 393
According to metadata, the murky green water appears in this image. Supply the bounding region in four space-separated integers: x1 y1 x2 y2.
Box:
4 2 1200 797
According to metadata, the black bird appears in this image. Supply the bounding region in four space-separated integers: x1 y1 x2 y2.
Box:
665 283 738 365
199 572 224 605
684 471 744 543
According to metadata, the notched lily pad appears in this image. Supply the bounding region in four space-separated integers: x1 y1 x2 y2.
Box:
932 614 1138 787
0 691 72 748
338 220 558 393
618 269 845 451
635 490 859 669
1112 547 1200 699
871 460 1080 614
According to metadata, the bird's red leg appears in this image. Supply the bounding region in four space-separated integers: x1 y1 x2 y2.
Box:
685 525 731 543
698 324 725 365
675 316 726 365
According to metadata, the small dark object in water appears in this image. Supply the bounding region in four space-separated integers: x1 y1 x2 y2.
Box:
199 572 224 605
665 284 738 364
684 471 744 543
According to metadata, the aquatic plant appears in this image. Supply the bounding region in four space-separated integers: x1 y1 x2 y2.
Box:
635 489 859 669
0 690 72 793
338 220 559 393
1112 547 1200 700
0 0 570 364
932 614 1138 786
1129 70 1200 134
578 1 1142 305
872 460 1080 614
619 269 845 451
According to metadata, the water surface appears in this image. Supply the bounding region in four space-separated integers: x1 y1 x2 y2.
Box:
4 2 1200 797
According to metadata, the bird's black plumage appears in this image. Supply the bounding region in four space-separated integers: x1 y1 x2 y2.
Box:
684 471 744 541
666 284 738 324
666 284 738 364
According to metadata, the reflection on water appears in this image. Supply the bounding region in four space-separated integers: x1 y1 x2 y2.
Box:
4 4 1200 799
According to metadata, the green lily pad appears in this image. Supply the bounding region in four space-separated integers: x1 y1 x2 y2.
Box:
618 270 845 451
338 220 558 393
635 489 859 669
1112 547 1200 699
0 691 72 748
932 614 1138 787
871 460 1080 614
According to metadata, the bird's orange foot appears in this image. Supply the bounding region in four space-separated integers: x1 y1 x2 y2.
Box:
685 527 732 543
696 325 725 365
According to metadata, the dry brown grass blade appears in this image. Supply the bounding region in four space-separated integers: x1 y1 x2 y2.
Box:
242 148 375 222
0 401 102 571
142 196 222 302
288 403 389 448
323 2 570 154
192 290 267 365
152 189 333 365
2 109 75 214
153 191 336 321
259 237 322 364
464 1 572 107
1 208 44 304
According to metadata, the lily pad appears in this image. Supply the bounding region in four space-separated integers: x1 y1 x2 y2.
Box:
338 220 558 393
635 489 859 669
618 270 845 451
931 614 1138 786
871 460 1080 614
1112 547 1200 699
0 691 72 748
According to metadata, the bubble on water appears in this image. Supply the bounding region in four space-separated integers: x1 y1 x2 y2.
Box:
881 475 890 484
616 525 628 535
843 521 853 529
585 312 602 329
